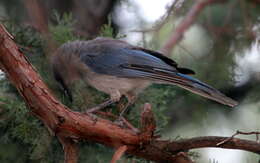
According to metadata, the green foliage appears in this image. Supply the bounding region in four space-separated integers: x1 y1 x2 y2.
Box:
49 11 79 44
0 83 44 162
4 22 43 53
99 15 114 38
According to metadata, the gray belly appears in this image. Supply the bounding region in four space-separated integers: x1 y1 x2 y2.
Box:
84 72 150 96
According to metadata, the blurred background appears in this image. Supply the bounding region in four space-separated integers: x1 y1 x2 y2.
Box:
0 0 260 162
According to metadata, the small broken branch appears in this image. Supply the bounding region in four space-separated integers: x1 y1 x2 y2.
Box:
111 145 128 163
139 103 157 141
161 0 227 55
58 136 79 163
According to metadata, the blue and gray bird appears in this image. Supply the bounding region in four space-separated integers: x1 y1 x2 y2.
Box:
51 37 238 113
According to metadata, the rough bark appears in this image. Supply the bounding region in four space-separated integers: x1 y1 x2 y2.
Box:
1 24 260 163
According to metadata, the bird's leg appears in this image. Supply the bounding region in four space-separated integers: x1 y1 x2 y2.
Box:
86 98 115 113
119 93 137 118
86 90 122 113
113 94 137 127
118 103 131 118
116 96 128 112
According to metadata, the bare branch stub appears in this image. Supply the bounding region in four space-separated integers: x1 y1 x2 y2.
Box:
111 145 128 163
139 103 157 142
58 136 79 163
161 0 227 56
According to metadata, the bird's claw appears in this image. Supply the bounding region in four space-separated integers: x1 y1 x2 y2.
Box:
85 111 98 124
114 116 125 127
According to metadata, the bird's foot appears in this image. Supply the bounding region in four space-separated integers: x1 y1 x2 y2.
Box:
113 116 125 127
85 98 115 113
84 111 99 124
86 106 101 114
114 116 140 133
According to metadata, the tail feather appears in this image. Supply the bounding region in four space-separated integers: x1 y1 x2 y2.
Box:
149 72 238 107
119 64 238 107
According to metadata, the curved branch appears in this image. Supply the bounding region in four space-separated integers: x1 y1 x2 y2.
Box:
0 24 260 163
161 0 227 55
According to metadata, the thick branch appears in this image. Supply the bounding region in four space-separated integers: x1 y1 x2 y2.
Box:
161 0 227 55
1 24 260 162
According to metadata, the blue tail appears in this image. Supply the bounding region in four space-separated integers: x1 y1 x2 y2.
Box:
157 72 238 107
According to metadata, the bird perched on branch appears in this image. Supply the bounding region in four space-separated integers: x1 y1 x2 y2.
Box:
51 37 238 115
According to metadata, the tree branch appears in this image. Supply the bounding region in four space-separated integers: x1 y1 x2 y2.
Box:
166 136 260 154
1 24 260 162
58 136 79 163
161 0 227 55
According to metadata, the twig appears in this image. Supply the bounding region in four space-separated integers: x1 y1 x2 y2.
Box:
161 0 227 56
111 145 128 163
0 24 14 40
131 0 184 33
217 130 260 146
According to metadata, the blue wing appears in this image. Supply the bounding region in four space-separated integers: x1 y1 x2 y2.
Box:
80 48 179 78
79 47 237 107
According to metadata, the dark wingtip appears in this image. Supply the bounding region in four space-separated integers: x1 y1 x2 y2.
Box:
177 67 195 75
